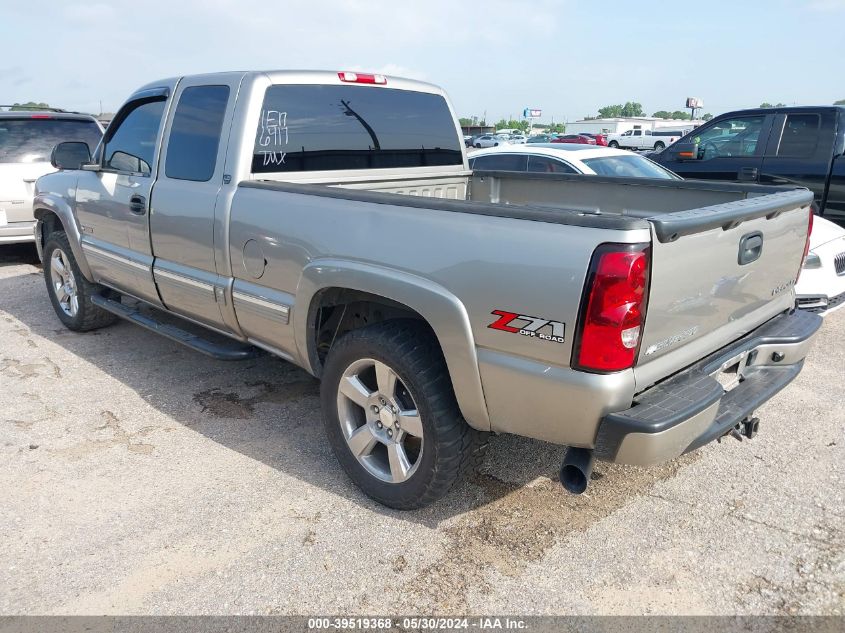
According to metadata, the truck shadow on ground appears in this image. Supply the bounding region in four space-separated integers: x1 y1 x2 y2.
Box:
1 265 698 535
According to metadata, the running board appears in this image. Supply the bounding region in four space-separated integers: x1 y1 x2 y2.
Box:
90 294 260 361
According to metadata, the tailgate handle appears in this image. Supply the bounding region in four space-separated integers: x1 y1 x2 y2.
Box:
738 231 763 265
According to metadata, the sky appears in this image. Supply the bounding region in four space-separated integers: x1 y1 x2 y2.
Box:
1 0 843 123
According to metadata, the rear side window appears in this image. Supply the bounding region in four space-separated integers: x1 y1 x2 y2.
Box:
527 155 578 173
0 118 102 164
776 114 820 158
470 154 528 171
165 85 230 182
252 84 463 173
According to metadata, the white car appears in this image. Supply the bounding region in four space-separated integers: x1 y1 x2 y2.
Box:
508 134 527 144
467 143 680 179
796 215 845 314
1 110 103 245
472 134 511 148
607 129 685 152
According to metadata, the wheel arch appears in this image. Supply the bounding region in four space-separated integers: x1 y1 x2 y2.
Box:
33 193 93 280
296 259 490 431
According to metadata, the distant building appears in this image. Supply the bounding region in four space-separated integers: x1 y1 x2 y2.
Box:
461 125 495 137
97 113 115 128
565 117 703 135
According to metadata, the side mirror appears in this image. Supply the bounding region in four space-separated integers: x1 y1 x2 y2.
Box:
670 142 700 160
51 142 92 170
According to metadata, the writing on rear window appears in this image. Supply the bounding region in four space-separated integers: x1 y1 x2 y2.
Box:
252 84 463 173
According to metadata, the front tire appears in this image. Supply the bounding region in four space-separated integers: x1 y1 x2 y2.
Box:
654 141 665 151
320 320 486 509
43 231 117 332
608 141 619 148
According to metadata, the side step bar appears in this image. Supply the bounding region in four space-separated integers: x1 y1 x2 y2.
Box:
91 294 260 361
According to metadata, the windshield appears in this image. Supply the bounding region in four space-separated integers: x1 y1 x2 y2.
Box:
0 118 102 163
582 154 679 179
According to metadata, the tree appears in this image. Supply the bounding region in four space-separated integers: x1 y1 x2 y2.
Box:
670 110 691 120
494 118 530 132
598 104 623 118
621 101 644 117
834 99 845 105
702 113 713 121
458 117 473 127
7 101 51 111
598 102 644 118
759 102 785 108
547 123 566 133
652 110 672 119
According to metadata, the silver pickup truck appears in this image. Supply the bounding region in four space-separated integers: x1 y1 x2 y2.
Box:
33 70 821 509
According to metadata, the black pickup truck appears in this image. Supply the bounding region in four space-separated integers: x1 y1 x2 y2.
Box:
653 106 845 220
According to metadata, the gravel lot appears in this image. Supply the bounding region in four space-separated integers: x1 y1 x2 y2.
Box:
1 243 843 616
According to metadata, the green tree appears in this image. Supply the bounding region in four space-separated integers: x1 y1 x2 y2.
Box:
620 101 644 117
759 102 785 108
597 104 623 118
7 101 51 111
670 110 691 120
458 117 473 127
547 123 566 133
702 113 713 121
652 110 672 119
834 99 845 105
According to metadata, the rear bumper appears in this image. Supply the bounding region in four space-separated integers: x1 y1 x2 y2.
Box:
594 309 822 466
0 221 36 244
797 291 845 315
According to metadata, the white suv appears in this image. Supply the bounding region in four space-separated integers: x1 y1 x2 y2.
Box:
0 110 103 244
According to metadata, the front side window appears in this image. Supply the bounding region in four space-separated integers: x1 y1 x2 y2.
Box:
165 85 230 182
103 99 166 175
775 114 820 158
0 118 102 164
527 155 578 173
470 154 528 171
691 115 765 160
252 84 463 173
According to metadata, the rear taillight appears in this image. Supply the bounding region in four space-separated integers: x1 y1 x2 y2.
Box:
573 244 650 373
797 205 815 282
337 71 387 85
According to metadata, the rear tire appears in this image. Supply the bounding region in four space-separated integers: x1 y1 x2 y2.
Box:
42 231 117 332
320 320 487 509
475 143 481 148
654 141 665 151
608 141 619 148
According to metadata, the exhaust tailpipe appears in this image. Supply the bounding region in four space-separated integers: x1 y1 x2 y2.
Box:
559 447 595 494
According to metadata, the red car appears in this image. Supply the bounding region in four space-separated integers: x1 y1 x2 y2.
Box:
580 133 608 146
550 134 597 145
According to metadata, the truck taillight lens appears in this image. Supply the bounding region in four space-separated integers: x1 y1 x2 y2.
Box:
573 244 650 373
797 205 815 282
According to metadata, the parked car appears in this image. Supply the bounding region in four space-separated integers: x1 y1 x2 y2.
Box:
551 134 596 145
651 106 845 220
473 133 510 148
463 135 474 148
607 129 679 151
508 134 527 145
527 133 559 143
580 133 608 146
0 110 103 245
34 69 819 509
468 144 680 179
796 214 845 314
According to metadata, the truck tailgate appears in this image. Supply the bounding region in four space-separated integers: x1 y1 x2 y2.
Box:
635 189 813 388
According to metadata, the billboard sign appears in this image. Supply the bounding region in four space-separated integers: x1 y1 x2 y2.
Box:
685 97 703 109
523 108 542 118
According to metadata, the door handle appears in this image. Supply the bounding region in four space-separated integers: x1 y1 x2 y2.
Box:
129 194 146 215
738 167 758 181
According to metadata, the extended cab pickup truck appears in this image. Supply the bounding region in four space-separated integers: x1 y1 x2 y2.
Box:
653 106 845 220
607 128 685 152
34 70 821 509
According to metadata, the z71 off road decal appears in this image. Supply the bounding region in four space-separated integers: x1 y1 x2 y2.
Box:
488 310 565 343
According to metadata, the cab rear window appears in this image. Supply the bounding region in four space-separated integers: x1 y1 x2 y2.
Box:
0 118 102 163
251 85 463 173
